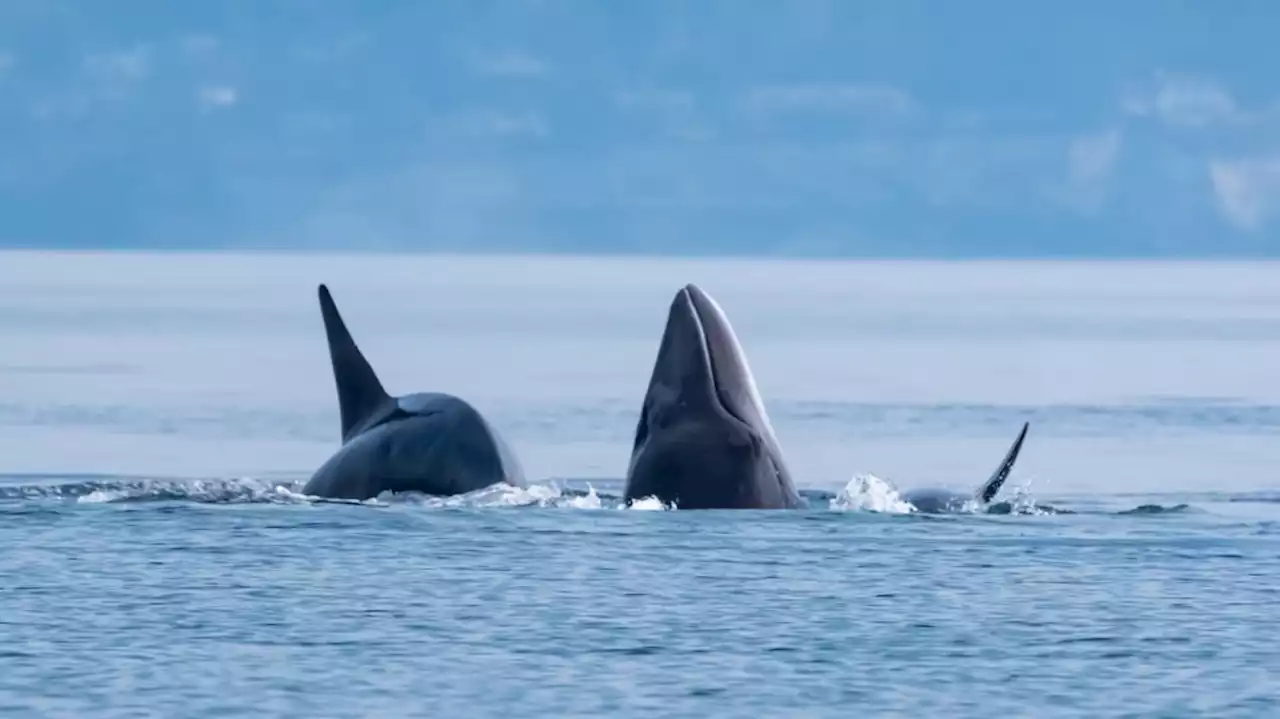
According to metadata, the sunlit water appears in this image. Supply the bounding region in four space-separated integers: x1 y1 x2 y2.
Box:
1 252 1278 717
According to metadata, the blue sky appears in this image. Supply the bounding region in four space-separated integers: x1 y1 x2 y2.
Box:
0 0 1278 256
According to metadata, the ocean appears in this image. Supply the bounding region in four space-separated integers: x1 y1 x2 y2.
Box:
1 251 1277 717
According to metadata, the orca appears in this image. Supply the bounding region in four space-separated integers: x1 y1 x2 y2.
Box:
623 284 802 509
900 422 1030 513
301 284 524 500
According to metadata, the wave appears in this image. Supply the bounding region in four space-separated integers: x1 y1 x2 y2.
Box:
0 474 927 513
1226 493 1280 504
1116 503 1197 516
816 474 1065 515
0 474 1255 517
0 476 619 509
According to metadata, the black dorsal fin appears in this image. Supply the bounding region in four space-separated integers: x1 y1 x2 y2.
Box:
977 421 1030 504
317 284 390 442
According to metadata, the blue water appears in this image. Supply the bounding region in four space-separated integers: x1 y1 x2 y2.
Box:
2 252 1279 717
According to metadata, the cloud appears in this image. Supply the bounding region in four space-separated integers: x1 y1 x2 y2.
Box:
1124 72 1240 127
180 34 220 60
1208 156 1280 231
1068 129 1122 181
741 82 917 119
29 46 150 119
468 51 549 78
79 45 152 106
429 110 549 140
292 32 369 63
83 46 151 85
196 85 238 112
1046 129 1123 214
614 88 696 114
907 136 1054 208
613 88 714 140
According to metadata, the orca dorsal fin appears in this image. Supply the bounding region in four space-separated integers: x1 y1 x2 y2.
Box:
317 284 390 442
977 421 1030 504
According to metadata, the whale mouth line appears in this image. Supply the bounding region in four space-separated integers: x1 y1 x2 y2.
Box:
678 285 755 436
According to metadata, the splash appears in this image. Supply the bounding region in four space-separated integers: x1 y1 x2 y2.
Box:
3 474 1203 518
335 481 615 509
998 477 1070 515
830 474 915 514
566 483 603 509
623 496 672 511
0 476 620 509
3 476 308 505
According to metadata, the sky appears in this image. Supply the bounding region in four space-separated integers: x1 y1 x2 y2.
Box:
0 0 1278 256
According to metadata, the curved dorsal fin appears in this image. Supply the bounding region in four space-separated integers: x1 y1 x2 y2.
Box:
977 421 1030 503
317 284 390 442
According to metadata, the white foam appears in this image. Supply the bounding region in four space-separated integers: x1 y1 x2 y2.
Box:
360 481 615 509
564 483 603 509
624 495 671 511
78 489 127 504
831 473 916 514
73 476 308 505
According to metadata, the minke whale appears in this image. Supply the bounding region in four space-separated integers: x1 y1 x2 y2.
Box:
301 284 524 500
899 422 1030 513
623 284 802 509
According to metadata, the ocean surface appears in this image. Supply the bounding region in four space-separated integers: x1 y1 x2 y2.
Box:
1 251 1278 718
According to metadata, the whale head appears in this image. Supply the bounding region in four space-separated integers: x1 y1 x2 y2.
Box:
623 284 800 509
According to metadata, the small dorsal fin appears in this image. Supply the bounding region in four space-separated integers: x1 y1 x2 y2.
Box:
317 284 390 442
977 421 1030 504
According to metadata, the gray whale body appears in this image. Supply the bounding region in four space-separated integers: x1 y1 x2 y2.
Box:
623 283 802 509
302 284 524 500
900 422 1030 513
